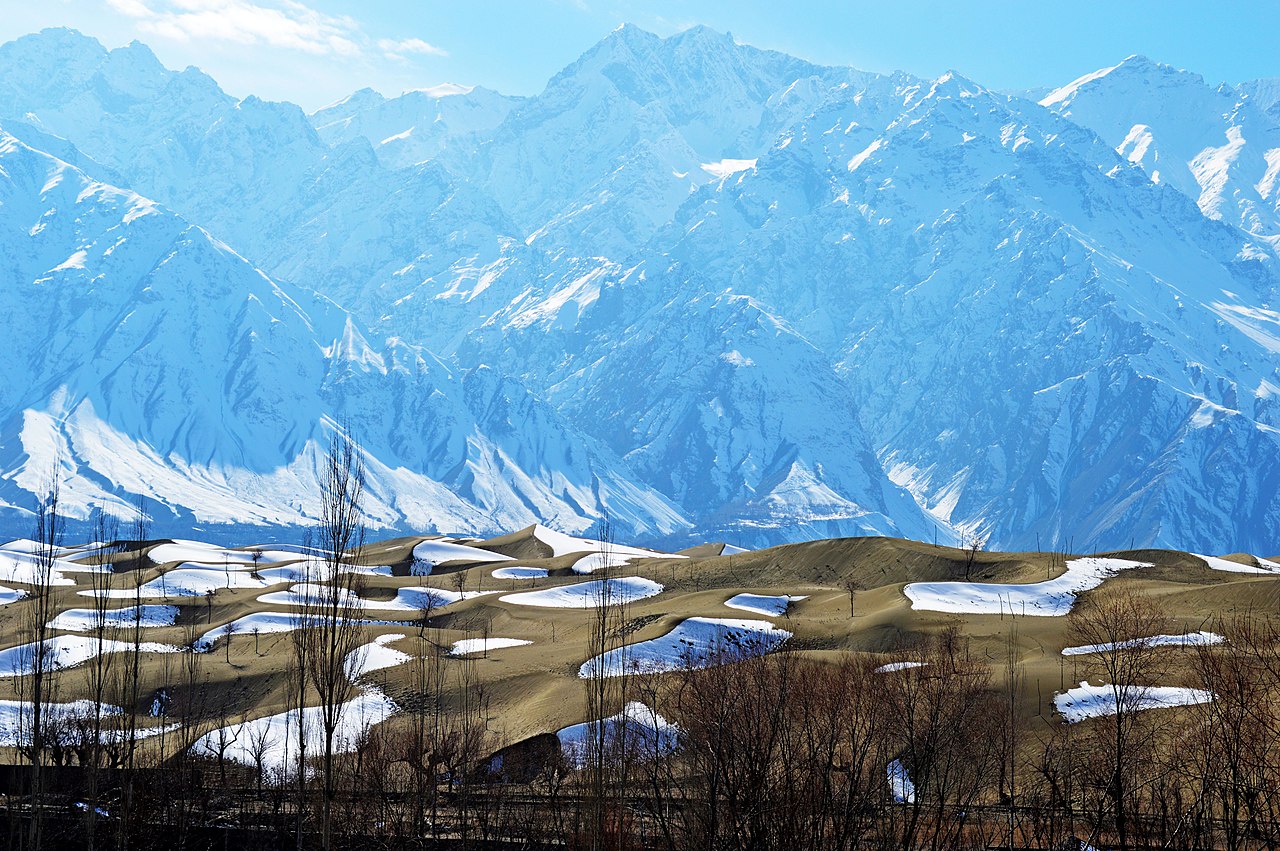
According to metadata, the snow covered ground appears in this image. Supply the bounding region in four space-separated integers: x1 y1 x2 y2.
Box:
723 593 806 617
1062 631 1224 656
0 699 121 747
48 604 180 631
499 577 663 608
345 633 412 679
888 759 916 803
532 525 682 560
258 583 490 611
556 701 678 768
903 557 1153 616
194 612 408 651
0 547 101 587
492 566 548 579
875 661 927 673
1054 681 1215 722
191 688 397 775
149 540 300 566
449 638 532 656
1194 554 1280 574
0 635 180 677
411 539 512 568
571 552 637 573
579 617 791 677
81 566 274 598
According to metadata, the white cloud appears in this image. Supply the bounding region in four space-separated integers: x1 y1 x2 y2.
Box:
378 37 447 59
104 0 443 62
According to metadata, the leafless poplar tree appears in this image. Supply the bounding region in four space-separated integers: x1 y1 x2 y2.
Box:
19 470 63 851
305 426 369 850
1066 588 1170 851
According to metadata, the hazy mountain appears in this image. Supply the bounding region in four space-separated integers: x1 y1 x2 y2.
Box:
1 26 1276 551
0 127 689 539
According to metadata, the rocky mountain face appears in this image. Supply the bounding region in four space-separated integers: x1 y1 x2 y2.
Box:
0 26 1276 552
0 128 688 539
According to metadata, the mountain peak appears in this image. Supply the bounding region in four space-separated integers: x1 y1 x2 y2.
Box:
1041 54 1206 108
668 24 736 46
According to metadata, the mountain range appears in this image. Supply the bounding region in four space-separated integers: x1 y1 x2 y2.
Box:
0 25 1276 552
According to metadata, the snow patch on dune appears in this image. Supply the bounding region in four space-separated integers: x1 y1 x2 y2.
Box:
346 633 412 680
449 638 531 656
411 539 512 568
500 577 663 609
723 593 806 617
192 688 397 775
492 566 548 579
1063 631 1224 656
904 557 1153 616
0 636 180 677
888 759 916 803
556 702 678 768
875 661 927 674
579 617 790 678
49 604 179 631
1054 681 1215 722
1194 554 1280 574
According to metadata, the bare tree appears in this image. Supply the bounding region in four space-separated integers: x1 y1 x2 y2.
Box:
581 512 634 851
842 577 860 618
304 426 370 850
114 495 149 851
1066 588 1170 851
20 470 63 851
83 509 120 849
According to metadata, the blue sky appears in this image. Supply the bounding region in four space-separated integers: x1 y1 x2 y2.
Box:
2 0 1277 110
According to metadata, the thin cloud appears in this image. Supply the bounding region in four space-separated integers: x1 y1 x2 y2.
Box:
106 0 442 62
378 37 448 59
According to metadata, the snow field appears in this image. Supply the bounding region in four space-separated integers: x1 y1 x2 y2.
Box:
1194 554 1280 574
578 617 791 678
80 566 272 598
258 583 490 611
411 539 512 568
449 638 532 656
903 557 1153 616
0 547 98 587
48 604 180 631
723 593 806 617
492 566 548 579
888 759 916 803
1062 630 1224 656
0 635 180 677
875 661 927 673
556 702 678 768
191 688 397 776
193 612 410 651
0 700 121 747
345 633 413 680
148 540 300 566
531 525 683 561
499 577 663 609
571 552 635 574
1054 681 1215 722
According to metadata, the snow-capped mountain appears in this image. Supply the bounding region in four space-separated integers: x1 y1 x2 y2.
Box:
311 84 523 170
0 25 1276 552
0 127 688 539
1041 56 1280 244
636 71 1280 552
